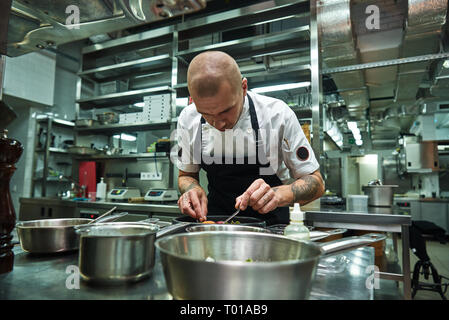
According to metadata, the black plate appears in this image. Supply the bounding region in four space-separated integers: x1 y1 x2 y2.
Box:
172 215 266 228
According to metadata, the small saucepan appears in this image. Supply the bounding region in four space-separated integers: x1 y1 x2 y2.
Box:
15 212 128 254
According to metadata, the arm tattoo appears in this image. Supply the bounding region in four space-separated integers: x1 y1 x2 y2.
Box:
179 176 201 194
290 175 322 203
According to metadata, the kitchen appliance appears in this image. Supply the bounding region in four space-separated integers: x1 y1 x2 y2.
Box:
155 231 386 300
362 185 398 207
144 189 178 202
108 187 141 200
79 161 96 196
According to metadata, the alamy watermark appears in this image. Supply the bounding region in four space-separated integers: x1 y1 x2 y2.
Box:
365 5 380 30
65 265 80 289
65 5 80 30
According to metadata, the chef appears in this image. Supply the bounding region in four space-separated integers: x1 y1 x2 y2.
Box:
176 51 324 225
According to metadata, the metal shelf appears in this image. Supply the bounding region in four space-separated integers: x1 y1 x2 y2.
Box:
74 152 169 160
177 25 310 62
77 85 174 109
36 147 70 154
36 117 75 128
78 54 172 82
75 120 172 135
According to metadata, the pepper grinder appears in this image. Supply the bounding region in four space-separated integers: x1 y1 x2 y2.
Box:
0 129 23 274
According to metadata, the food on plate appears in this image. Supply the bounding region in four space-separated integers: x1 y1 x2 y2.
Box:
201 220 241 224
245 258 253 262
202 221 215 224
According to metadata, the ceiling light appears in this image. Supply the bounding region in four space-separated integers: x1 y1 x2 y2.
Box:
252 82 311 93
443 59 449 69
353 132 362 140
356 139 363 146
336 141 343 147
133 102 145 108
113 133 136 142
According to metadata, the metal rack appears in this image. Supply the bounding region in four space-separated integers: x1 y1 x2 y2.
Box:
74 0 322 189
31 116 75 197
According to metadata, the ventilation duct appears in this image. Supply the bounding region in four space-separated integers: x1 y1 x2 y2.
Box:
318 0 369 120
394 0 448 102
2 0 207 57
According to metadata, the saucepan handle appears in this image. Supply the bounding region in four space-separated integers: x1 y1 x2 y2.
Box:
156 222 191 239
319 233 386 256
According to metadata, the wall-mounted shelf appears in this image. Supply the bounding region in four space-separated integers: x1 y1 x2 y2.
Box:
78 54 172 82
77 85 174 109
75 120 172 135
74 152 169 160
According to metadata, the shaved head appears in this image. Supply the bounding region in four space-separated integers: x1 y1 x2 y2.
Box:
187 51 243 98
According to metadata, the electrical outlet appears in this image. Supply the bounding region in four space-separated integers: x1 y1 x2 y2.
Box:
140 172 162 181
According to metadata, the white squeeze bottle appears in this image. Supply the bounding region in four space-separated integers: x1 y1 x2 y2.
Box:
96 177 107 201
284 203 310 240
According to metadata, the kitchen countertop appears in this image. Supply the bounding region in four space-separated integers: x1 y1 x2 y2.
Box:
0 233 377 300
20 197 181 215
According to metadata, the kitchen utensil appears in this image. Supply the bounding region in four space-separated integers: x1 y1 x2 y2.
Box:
96 112 119 125
75 119 96 127
87 206 117 224
67 146 100 155
362 185 399 207
16 213 128 254
155 232 386 300
223 209 240 224
172 215 265 228
76 222 160 284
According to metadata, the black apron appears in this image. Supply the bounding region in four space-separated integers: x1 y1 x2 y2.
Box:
199 94 289 225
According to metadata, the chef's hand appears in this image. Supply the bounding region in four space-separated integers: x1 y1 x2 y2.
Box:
178 186 208 222
235 179 280 214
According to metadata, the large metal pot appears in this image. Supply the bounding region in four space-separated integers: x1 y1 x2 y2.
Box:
362 185 398 207
16 213 126 253
75 222 160 284
155 232 386 300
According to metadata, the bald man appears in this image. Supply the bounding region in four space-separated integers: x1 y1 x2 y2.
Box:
176 51 324 225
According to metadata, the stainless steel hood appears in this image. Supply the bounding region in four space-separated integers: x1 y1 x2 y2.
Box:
2 0 207 57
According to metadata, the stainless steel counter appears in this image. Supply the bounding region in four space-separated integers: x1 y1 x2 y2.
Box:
305 206 412 300
0 243 376 300
19 197 181 221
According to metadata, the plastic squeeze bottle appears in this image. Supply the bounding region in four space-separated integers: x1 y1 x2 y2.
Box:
96 177 107 201
283 203 310 240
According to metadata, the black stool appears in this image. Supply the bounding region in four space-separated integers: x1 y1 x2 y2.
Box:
409 220 448 300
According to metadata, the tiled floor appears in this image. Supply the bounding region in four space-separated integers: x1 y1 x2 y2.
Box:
381 236 449 300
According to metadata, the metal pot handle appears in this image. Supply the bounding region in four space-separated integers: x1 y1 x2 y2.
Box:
156 222 191 239
319 233 386 256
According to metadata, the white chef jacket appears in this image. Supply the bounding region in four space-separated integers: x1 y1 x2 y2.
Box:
176 91 320 184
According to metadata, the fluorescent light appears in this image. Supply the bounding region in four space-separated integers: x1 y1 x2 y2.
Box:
252 82 311 93
113 133 136 142
443 59 449 69
133 102 145 108
336 141 343 147
353 132 362 140
347 121 358 130
356 139 363 146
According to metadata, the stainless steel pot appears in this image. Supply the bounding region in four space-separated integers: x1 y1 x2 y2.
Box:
75 222 160 284
362 185 398 207
155 232 386 300
186 224 271 233
16 213 127 253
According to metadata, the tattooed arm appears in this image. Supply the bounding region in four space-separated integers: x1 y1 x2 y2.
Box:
178 170 208 221
280 170 325 206
236 170 325 213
